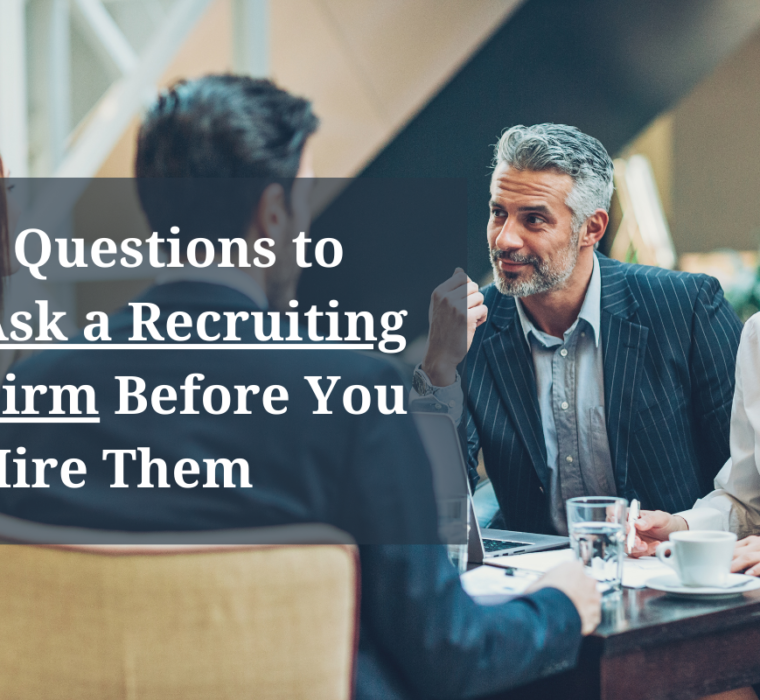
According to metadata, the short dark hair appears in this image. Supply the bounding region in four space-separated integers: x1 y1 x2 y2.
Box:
135 75 319 249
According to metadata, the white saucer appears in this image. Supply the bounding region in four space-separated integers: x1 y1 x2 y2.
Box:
647 573 760 599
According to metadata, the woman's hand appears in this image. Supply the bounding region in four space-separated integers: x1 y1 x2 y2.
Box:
628 510 688 557
731 535 760 575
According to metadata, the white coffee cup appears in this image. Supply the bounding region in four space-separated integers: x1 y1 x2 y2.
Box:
655 530 737 587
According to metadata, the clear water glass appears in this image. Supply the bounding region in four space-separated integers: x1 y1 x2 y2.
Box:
447 543 468 575
567 496 627 594
439 497 469 574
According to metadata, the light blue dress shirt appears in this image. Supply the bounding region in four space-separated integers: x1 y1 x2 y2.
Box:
514 255 615 534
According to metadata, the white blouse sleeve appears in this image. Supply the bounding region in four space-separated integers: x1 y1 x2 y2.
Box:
679 313 760 537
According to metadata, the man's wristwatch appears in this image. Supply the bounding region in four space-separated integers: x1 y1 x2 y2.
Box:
412 365 459 396
412 366 436 396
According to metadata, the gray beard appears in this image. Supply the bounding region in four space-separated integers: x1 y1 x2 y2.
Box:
491 234 579 297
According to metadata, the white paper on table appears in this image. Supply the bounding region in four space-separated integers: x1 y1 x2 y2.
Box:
460 564 539 598
484 549 671 588
621 556 672 588
484 548 575 573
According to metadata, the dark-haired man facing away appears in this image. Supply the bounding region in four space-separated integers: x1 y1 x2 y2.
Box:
0 77 599 699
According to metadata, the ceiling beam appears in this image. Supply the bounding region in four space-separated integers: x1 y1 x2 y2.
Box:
232 0 268 77
17 0 213 240
54 0 213 180
72 0 138 77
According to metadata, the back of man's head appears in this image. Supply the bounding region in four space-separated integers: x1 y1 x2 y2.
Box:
135 75 319 250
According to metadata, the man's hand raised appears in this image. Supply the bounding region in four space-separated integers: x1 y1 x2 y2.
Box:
731 536 760 576
421 268 487 387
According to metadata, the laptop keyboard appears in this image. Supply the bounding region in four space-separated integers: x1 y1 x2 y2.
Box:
483 539 530 553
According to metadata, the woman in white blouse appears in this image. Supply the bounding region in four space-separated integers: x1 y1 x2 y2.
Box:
634 313 760 700
634 312 760 576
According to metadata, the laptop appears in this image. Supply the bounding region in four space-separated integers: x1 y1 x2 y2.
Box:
414 412 568 564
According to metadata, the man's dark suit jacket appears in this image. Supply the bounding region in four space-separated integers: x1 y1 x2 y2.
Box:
0 281 582 700
467 254 744 534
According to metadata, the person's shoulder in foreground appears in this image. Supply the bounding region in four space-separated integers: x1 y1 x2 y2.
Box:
3 305 594 700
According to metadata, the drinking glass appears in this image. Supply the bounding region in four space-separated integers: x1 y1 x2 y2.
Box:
567 496 627 594
447 542 468 574
439 497 469 574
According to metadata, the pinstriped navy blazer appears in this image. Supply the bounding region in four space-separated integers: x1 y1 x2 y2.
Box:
466 253 743 535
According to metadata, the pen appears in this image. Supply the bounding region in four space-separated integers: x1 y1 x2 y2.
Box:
503 567 540 578
627 498 640 554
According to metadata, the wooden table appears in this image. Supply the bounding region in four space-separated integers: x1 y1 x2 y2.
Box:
480 584 760 700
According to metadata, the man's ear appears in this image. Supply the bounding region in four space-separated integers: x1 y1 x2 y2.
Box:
580 209 609 248
251 182 289 243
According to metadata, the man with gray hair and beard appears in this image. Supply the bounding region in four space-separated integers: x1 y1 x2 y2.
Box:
414 123 743 541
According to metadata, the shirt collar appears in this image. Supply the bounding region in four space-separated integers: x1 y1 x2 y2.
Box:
515 253 602 349
154 266 269 310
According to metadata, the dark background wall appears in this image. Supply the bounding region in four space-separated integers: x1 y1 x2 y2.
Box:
304 0 760 349
672 29 760 254
354 0 760 283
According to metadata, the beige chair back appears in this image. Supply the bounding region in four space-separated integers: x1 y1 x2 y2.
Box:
0 523 359 700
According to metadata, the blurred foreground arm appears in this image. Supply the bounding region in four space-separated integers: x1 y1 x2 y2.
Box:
359 546 590 699
525 561 602 636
